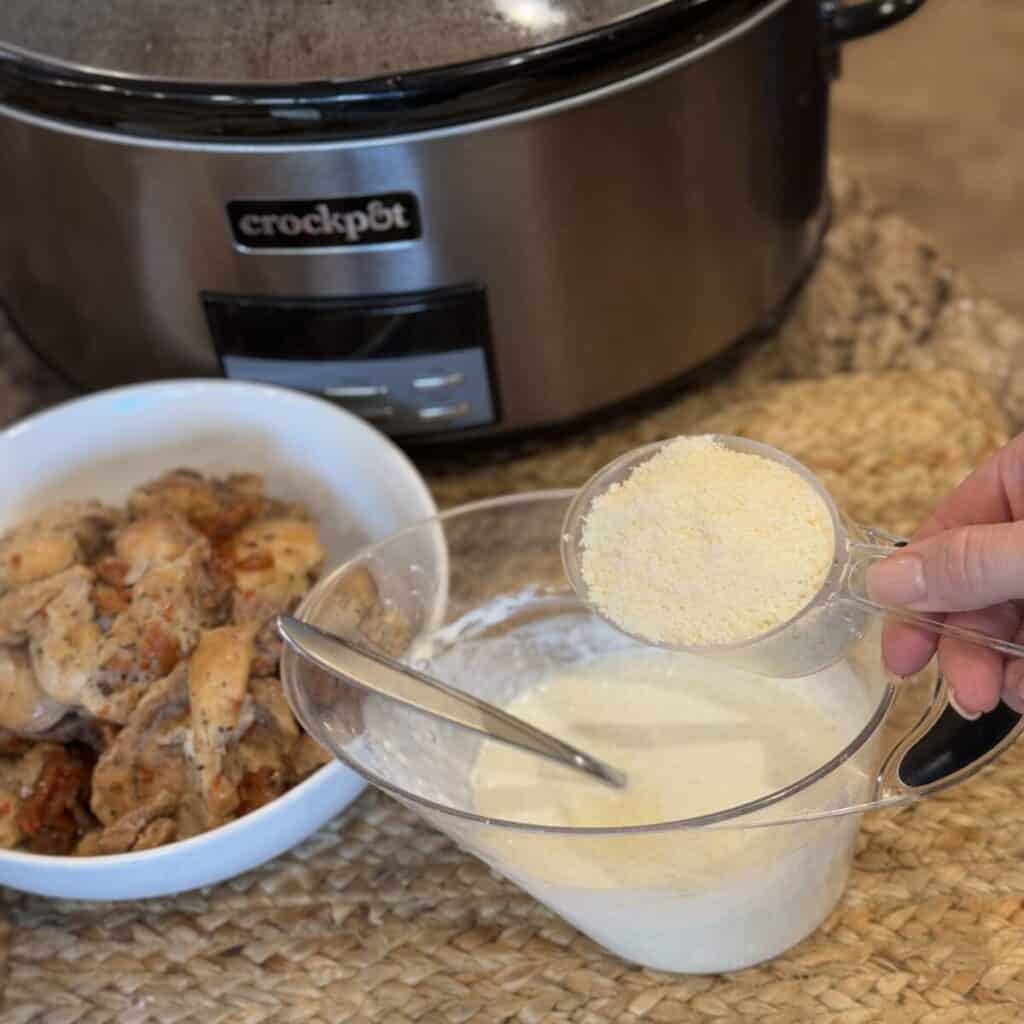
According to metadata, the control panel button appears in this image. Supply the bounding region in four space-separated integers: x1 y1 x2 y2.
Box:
220 347 494 437
412 372 465 391
418 402 471 423
323 383 389 399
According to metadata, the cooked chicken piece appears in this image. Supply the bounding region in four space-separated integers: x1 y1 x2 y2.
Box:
231 518 325 676
73 829 102 856
323 566 380 634
2 543 213 723
90 664 204 839
5 713 112 752
0 647 67 734
248 676 298 740
200 548 235 629
249 631 282 677
128 470 271 542
114 513 199 583
0 564 103 722
26 567 102 707
83 542 211 722
245 519 326 668
131 817 177 851
84 619 180 723
0 782 20 848
1 529 76 591
187 625 255 827
4 742 94 854
225 475 310 522
233 677 301 814
0 741 43 848
291 734 332 779
360 602 413 660
317 565 409 657
286 567 410 751
0 501 119 590
93 582 130 620
0 565 94 645
289 599 408 756
236 734 291 814
231 518 324 625
90 556 133 624
93 789 178 855
232 518 324 588
128 541 210 654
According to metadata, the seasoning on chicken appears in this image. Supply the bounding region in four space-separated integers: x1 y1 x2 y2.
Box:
186 625 256 827
26 565 102 707
231 518 324 623
231 517 325 676
0 501 120 591
235 676 301 813
128 470 272 542
89 663 203 843
84 542 212 722
0 565 95 646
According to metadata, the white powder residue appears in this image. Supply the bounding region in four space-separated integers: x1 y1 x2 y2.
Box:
580 436 834 647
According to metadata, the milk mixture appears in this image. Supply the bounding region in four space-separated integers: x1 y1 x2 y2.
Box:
469 648 871 972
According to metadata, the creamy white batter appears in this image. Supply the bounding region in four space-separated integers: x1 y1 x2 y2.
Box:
468 648 871 972
473 647 848 830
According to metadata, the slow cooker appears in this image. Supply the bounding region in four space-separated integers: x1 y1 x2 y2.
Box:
0 0 925 444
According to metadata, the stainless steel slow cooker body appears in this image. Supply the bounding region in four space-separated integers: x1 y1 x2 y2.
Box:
0 0 925 443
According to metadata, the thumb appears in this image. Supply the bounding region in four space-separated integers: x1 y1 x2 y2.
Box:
866 522 1024 612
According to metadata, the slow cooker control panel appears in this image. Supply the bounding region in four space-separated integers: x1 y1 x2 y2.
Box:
203 285 498 437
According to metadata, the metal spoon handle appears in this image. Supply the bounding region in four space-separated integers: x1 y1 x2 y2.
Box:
277 615 626 789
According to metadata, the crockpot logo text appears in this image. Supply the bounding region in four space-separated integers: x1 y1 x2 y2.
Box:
227 193 422 250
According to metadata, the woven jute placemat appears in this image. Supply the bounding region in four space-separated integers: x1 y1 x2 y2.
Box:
3 365 1021 1023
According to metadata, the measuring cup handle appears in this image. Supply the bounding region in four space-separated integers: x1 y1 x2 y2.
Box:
877 678 1023 799
841 528 1024 798
844 538 1024 662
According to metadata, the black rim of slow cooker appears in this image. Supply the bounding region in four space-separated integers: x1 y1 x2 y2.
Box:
0 0 776 143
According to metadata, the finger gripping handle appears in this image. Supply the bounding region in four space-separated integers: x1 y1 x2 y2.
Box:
845 542 1024 661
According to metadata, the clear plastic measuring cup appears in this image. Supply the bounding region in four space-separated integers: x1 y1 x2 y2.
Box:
281 491 1024 974
561 435 1024 678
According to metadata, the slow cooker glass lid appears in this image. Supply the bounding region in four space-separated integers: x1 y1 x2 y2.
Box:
0 0 722 85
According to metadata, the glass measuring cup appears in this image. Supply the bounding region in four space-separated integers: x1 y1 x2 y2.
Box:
561 434 1024 678
281 492 1024 974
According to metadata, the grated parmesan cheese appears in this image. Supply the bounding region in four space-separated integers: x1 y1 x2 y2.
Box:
579 436 835 647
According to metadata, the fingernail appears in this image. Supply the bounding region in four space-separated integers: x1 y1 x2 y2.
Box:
949 692 982 721
866 553 927 606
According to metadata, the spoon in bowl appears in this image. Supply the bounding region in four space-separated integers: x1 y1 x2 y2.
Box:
277 615 627 789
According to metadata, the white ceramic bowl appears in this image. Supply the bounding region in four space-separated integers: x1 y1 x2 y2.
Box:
0 379 437 900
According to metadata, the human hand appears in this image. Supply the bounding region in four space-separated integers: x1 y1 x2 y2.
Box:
866 432 1024 719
